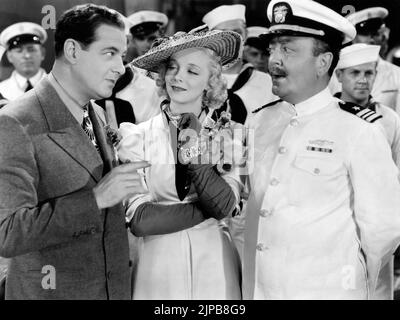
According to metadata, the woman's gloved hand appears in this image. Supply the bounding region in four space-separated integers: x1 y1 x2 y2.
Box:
177 113 206 165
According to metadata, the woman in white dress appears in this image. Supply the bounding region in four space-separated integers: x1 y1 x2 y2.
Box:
117 29 244 299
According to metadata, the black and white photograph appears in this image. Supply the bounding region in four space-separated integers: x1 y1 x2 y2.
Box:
0 0 400 306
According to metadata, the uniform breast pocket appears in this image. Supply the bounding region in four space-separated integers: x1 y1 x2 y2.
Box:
289 155 348 208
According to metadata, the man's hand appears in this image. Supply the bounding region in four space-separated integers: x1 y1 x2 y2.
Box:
93 161 150 209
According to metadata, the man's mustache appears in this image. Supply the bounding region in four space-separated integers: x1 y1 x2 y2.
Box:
269 66 287 76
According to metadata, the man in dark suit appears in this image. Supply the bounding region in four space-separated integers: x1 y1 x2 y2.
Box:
0 4 149 300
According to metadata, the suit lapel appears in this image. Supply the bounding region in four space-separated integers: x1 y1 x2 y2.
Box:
35 77 103 182
88 102 116 174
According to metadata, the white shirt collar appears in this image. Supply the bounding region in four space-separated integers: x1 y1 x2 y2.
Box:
48 72 106 125
293 86 335 117
13 68 45 89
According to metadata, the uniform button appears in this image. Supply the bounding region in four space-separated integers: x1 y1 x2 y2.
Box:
256 243 267 251
107 271 112 279
260 209 273 217
290 118 299 126
270 178 279 186
278 146 287 154
313 168 320 174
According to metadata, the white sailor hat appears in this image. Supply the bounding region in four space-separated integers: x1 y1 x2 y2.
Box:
202 4 246 30
264 0 356 46
127 10 168 36
120 14 133 36
336 43 380 69
247 26 268 39
245 26 268 51
108 9 132 36
0 22 47 50
346 7 388 35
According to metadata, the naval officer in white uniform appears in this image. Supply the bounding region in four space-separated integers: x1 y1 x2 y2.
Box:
243 0 400 300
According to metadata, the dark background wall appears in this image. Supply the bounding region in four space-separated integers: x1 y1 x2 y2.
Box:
1 0 399 80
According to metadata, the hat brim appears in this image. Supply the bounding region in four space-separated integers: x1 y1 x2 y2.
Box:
130 30 243 73
260 28 345 48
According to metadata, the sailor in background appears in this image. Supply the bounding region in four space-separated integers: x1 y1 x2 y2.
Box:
202 4 277 126
0 22 47 101
96 12 162 125
335 43 400 300
335 43 400 170
330 7 400 115
125 10 168 65
243 26 269 74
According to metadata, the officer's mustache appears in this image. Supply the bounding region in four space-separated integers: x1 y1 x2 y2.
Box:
269 65 288 77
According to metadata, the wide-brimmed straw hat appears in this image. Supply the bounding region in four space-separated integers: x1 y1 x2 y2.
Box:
130 28 243 73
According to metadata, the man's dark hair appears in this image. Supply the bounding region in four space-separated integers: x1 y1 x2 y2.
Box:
312 38 341 77
54 4 124 58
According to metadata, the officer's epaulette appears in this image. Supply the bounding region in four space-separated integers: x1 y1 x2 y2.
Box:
252 99 282 114
338 101 382 123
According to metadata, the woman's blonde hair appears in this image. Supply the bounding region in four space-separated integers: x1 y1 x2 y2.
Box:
155 47 228 110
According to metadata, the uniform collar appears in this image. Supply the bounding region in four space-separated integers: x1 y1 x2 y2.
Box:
366 95 378 111
292 86 335 117
13 68 45 89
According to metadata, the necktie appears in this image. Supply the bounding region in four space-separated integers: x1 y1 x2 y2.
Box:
25 80 33 92
82 104 100 152
163 106 191 201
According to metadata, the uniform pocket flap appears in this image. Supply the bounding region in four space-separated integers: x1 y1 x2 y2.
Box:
293 156 344 176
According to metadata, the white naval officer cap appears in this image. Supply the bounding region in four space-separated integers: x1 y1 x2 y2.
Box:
202 4 246 30
0 22 47 50
263 0 356 46
346 7 388 35
127 10 168 36
336 43 380 69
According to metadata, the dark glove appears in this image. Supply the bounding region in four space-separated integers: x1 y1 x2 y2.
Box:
177 113 206 165
129 202 205 236
177 112 202 134
187 164 236 220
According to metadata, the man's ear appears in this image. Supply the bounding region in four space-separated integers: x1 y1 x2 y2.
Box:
316 51 333 77
335 68 343 83
63 39 79 64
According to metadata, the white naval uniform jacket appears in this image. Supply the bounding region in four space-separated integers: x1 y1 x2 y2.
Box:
223 67 278 262
0 69 46 101
242 87 400 300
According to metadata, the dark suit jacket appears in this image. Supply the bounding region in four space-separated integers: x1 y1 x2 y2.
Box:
0 76 130 299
